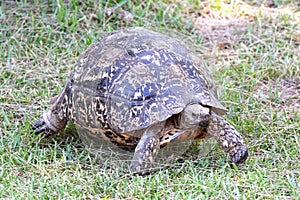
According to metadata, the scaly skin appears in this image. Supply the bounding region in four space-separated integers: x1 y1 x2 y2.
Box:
32 110 66 137
130 122 164 174
207 113 248 164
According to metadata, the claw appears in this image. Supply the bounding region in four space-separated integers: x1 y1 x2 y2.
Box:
32 110 66 137
32 120 45 130
32 122 55 137
238 146 248 164
34 125 48 135
229 145 248 164
32 119 48 135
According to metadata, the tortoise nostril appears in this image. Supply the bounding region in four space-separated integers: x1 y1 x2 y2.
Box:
199 120 209 127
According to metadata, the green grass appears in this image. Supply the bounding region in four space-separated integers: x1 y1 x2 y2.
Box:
1 0 300 199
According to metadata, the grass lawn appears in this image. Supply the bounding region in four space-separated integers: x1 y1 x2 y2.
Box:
0 0 299 199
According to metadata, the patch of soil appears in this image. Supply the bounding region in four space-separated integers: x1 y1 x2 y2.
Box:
194 1 300 51
254 78 300 116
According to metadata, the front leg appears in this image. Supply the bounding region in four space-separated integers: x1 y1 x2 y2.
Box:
130 122 164 174
208 113 248 164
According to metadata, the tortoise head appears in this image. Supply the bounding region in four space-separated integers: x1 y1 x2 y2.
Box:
179 104 210 130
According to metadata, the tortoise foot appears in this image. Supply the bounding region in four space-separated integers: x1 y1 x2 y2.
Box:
32 110 66 137
228 145 248 164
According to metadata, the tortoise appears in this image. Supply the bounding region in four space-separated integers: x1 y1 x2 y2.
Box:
33 27 248 173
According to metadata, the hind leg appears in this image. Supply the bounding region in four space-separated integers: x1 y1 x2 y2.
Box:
32 110 67 137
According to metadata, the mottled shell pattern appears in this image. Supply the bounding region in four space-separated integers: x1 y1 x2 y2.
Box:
56 27 226 135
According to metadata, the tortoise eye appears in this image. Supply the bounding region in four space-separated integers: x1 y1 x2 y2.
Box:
191 112 198 117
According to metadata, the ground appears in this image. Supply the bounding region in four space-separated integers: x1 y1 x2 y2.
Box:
0 0 299 199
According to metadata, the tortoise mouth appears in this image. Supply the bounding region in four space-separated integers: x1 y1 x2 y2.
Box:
199 120 209 127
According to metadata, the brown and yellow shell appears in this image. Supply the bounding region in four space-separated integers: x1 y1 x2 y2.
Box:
57 27 226 137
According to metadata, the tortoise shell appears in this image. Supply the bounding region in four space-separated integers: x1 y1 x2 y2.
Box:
61 27 226 136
